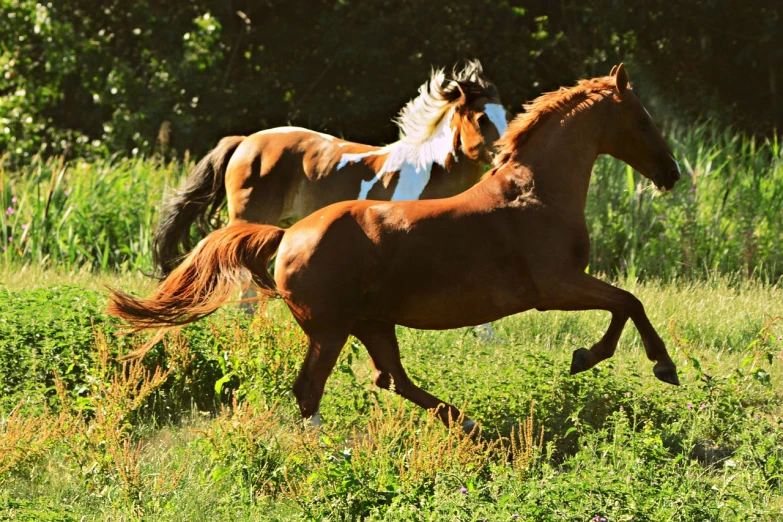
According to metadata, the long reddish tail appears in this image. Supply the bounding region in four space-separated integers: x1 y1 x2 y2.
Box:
109 223 285 331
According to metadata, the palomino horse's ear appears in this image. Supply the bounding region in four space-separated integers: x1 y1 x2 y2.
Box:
614 63 629 93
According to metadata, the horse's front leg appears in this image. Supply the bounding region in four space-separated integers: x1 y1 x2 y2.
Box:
537 272 679 385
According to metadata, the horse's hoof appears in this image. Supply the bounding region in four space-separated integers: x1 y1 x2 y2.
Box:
306 412 323 427
473 324 502 343
461 418 478 436
570 348 594 375
653 363 680 386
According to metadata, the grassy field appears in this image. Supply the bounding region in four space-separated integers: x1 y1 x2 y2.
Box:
1 272 782 521
1 124 783 520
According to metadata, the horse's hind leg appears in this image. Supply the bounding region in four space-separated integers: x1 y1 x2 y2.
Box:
292 331 350 425
351 320 475 433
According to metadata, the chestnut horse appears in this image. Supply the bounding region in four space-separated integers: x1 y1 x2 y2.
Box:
152 60 507 276
110 65 681 432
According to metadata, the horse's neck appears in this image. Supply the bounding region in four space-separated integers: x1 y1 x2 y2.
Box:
512 107 604 214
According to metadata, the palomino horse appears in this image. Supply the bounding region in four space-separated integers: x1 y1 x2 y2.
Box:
152 60 508 276
110 65 681 432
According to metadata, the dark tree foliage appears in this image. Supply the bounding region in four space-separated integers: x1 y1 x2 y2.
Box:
0 0 779 162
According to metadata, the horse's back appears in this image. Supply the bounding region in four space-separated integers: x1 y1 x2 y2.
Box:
223 127 381 225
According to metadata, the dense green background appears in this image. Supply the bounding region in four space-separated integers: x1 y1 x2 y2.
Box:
2 0 781 162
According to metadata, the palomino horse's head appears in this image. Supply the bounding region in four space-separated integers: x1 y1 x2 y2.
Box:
395 60 507 167
445 61 508 164
599 64 681 191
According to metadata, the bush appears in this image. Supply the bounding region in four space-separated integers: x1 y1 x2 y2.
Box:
3 1 779 163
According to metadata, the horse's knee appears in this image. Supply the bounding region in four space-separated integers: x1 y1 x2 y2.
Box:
373 369 409 394
373 369 392 390
613 290 644 319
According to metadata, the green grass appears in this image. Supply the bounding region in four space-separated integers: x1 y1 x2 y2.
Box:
1 276 782 520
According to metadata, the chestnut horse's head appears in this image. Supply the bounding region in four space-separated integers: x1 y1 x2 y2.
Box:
446 61 509 164
599 64 681 191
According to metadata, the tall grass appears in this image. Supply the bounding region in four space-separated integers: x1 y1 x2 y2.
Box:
0 154 190 273
1 122 782 279
587 123 783 279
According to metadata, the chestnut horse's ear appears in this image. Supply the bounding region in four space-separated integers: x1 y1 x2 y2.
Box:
614 63 629 93
609 65 618 77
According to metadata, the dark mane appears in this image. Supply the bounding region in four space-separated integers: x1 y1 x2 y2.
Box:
438 59 499 102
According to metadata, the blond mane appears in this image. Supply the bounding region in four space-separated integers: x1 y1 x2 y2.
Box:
493 76 624 167
395 60 498 145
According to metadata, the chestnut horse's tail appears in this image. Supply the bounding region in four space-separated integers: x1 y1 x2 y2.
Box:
111 223 285 331
152 135 246 277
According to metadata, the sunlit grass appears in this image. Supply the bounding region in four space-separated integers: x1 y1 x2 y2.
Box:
1 275 782 520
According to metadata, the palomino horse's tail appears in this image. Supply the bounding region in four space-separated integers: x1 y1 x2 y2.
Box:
111 223 284 331
152 135 246 277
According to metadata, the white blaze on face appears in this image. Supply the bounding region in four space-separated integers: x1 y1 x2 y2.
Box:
337 108 457 201
483 103 508 138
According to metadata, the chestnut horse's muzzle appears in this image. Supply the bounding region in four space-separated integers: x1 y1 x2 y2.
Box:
654 159 681 192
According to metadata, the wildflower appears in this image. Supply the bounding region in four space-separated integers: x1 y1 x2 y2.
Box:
658 214 666 221
5 206 14 215
8 236 12 242
512 515 519 520
755 413 761 419
21 224 27 231
64 188 72 196
11 196 16 203
777 336 781 342
687 403 693 410
699 403 707 411
460 487 468 495
659 233 665 240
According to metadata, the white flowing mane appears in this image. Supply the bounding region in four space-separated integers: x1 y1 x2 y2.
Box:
337 60 498 201
394 60 493 145
394 69 455 145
